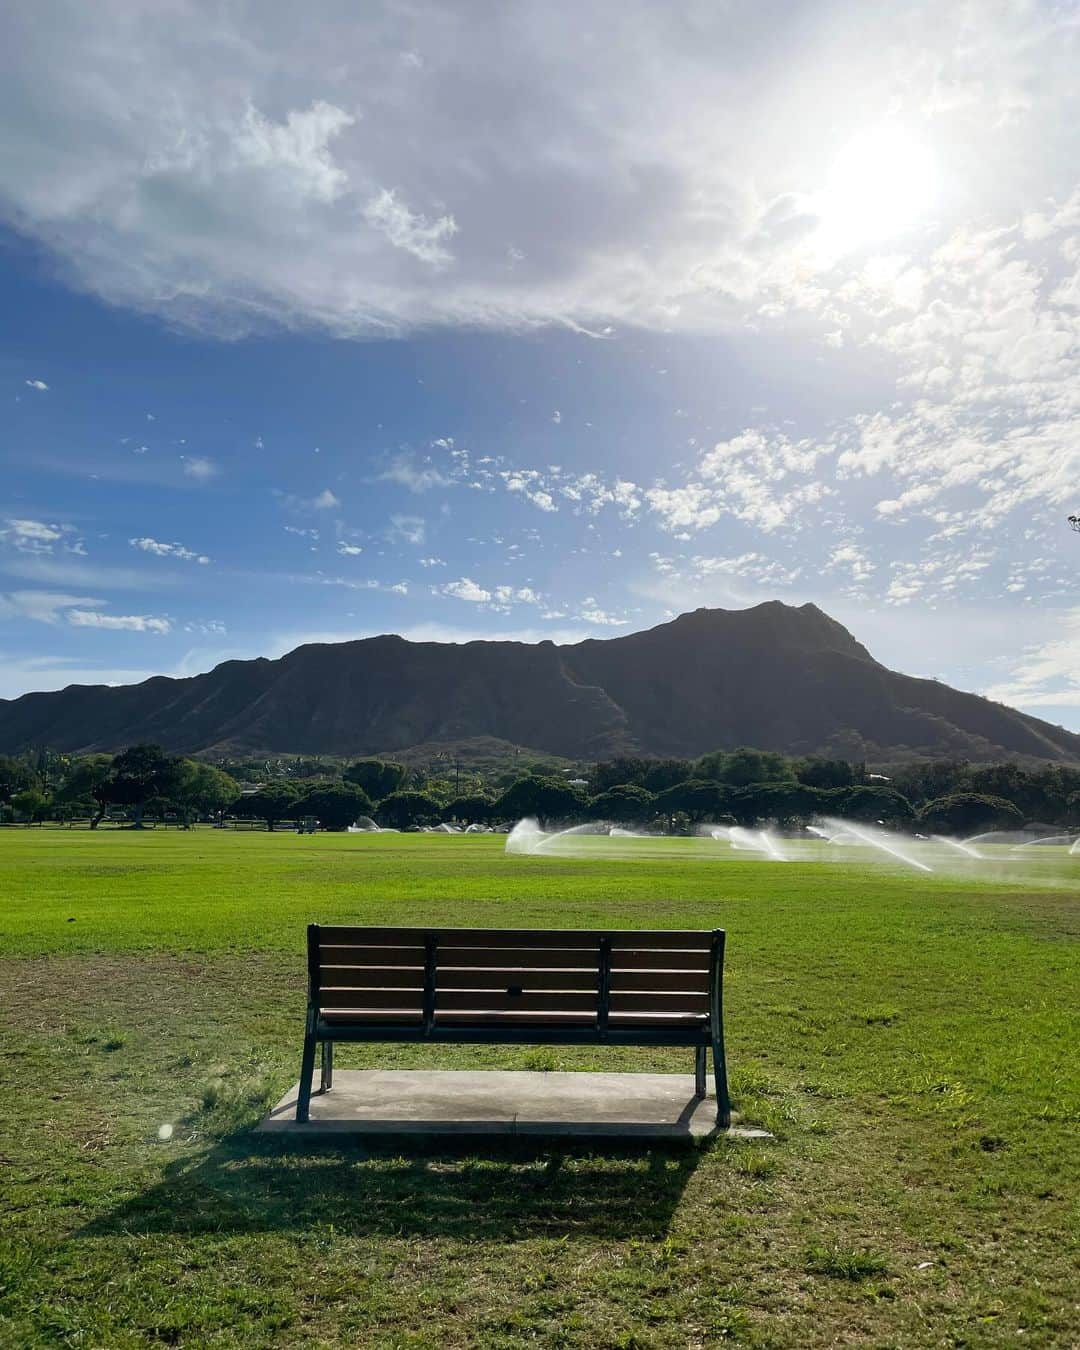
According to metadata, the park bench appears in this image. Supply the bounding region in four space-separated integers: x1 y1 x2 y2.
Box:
297 924 730 1125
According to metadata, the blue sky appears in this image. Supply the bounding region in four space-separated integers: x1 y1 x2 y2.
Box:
2 0 1079 729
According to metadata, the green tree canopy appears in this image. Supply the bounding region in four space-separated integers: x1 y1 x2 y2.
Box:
376 790 443 830
728 782 828 825
589 783 656 823
93 744 183 828
11 787 49 822
794 757 855 789
494 775 586 825
917 793 1024 836
0 756 39 802
236 782 301 831
835 785 914 824
174 761 241 817
441 793 494 824
654 779 731 822
296 783 374 831
343 759 407 800
53 755 112 805
695 747 796 787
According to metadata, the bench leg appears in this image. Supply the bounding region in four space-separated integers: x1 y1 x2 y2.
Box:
320 1039 334 1092
712 1033 731 1128
296 1019 318 1123
694 1045 707 1097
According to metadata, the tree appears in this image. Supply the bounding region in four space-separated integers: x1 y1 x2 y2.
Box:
54 755 112 807
343 759 407 800
795 757 854 790
296 783 374 831
237 783 301 831
653 779 731 823
494 775 587 825
917 793 1024 836
0 755 39 803
836 785 914 825
728 782 827 826
441 793 494 824
376 790 443 830
695 747 795 787
589 784 656 823
93 744 183 829
11 787 49 823
174 761 241 819
886 759 969 807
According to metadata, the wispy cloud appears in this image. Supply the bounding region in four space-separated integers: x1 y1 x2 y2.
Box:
181 456 219 481
130 537 210 564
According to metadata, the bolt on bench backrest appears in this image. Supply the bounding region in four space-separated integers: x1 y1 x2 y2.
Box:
311 925 718 1031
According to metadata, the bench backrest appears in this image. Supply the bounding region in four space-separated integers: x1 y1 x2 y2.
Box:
309 924 722 1031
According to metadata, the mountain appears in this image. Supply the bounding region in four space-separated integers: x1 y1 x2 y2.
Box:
2 601 1078 764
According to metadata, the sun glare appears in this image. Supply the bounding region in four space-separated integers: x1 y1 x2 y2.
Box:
813 126 937 253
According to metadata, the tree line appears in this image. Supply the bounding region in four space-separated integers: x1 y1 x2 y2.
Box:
2 744 1079 835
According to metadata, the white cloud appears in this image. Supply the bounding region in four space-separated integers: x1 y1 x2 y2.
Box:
362 188 458 266
388 513 425 545
67 609 172 633
182 456 219 481
438 577 491 603
0 590 100 624
311 488 339 509
379 456 452 493
4 2 1071 338
130 536 210 564
0 518 67 553
336 542 363 556
24 378 48 391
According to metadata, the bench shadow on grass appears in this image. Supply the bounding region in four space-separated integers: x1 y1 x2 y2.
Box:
75 1123 702 1236
79 1128 704 1242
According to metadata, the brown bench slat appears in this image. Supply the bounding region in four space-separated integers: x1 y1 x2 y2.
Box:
319 988 424 1011
436 946 599 970
609 969 709 992
610 948 711 972
436 967 599 992
321 966 425 989
317 926 432 944
434 929 603 949
609 1011 708 1025
436 989 598 1013
318 945 425 967
610 932 714 951
433 1010 597 1026
321 1009 424 1024
609 991 709 1013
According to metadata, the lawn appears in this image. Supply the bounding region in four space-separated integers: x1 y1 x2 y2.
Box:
0 828 1077 1348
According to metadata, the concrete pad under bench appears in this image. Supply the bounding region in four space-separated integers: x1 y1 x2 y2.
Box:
258 1070 772 1143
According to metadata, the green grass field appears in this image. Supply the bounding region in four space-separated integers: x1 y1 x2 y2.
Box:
1 829 1077 1348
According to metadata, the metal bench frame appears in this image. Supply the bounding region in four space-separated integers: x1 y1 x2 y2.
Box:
297 924 730 1125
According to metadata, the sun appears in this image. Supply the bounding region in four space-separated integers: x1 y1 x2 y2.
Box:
812 126 938 254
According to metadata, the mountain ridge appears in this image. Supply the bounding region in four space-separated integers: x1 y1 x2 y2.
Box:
2 601 1077 764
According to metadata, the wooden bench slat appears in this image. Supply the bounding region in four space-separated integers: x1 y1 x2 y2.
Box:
436 989 598 1013
321 966 425 989
433 1010 598 1026
321 1009 424 1024
610 932 714 951
610 949 711 972
435 947 600 970
609 969 709 992
608 1012 708 1025
319 988 424 1010
609 991 709 1013
318 945 425 967
436 967 599 992
434 929 603 949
